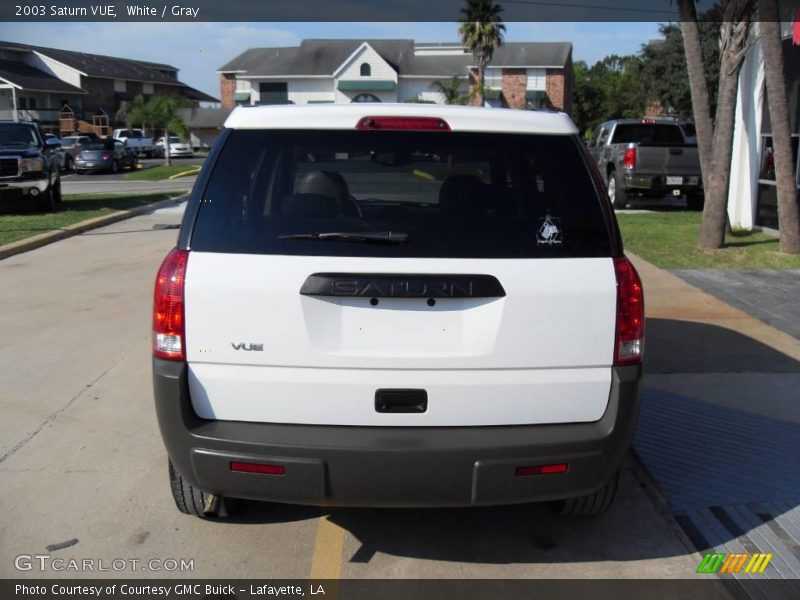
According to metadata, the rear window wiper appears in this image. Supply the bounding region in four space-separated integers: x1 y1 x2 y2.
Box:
278 231 409 244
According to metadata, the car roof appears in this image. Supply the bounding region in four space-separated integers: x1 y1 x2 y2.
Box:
224 103 578 135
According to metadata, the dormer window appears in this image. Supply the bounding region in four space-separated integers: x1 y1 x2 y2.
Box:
360 63 371 77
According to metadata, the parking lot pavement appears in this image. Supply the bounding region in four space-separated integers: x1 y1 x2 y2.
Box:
630 257 800 595
0 206 707 581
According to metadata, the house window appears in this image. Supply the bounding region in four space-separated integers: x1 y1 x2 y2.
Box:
360 63 371 77
18 97 27 109
351 93 381 103
143 83 154 95
484 68 501 90
526 68 547 91
258 82 288 105
114 80 127 93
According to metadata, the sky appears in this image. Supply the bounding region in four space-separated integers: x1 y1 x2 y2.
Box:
0 21 663 99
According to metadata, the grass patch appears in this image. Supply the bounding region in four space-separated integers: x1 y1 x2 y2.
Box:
124 164 198 181
0 191 184 247
617 211 800 269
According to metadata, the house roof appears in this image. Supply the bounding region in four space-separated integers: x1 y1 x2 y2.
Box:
179 84 220 103
0 59 85 94
0 41 182 84
179 107 233 128
219 39 414 76
219 40 572 77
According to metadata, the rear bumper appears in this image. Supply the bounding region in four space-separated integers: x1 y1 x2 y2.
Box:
153 359 641 507
624 173 702 195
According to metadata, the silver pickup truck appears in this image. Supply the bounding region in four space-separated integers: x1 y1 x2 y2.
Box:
588 118 703 210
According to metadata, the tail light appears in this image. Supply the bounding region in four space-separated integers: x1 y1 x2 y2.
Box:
102 153 111 160
153 248 188 360
75 153 82 160
356 116 451 131
623 147 636 170
614 256 644 365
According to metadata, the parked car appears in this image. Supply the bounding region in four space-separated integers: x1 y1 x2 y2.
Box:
154 136 193 158
154 104 644 518
0 121 62 211
59 135 92 171
74 139 137 174
112 128 154 157
588 118 704 210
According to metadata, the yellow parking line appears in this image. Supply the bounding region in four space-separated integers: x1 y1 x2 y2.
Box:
309 516 345 579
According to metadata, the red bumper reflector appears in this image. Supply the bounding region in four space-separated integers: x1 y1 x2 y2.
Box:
515 463 568 476
230 461 285 475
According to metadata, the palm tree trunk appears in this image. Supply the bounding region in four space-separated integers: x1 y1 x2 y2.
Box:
759 7 800 253
678 0 714 185
164 128 172 167
475 52 487 107
697 13 752 250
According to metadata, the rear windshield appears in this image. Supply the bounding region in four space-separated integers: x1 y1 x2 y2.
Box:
611 124 685 145
85 140 113 150
190 130 611 258
118 130 141 138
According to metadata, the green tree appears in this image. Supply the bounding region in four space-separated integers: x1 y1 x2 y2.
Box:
147 95 189 167
117 94 154 134
433 75 468 105
458 0 505 106
571 55 646 136
116 94 190 165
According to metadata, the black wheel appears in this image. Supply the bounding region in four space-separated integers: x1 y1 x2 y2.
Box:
607 170 627 209
169 459 226 518
146 151 153 159
38 183 57 213
549 471 619 516
687 193 704 211
51 178 62 208
110 160 119 174
64 155 73 172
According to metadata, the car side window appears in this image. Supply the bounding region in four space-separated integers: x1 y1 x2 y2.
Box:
597 126 610 146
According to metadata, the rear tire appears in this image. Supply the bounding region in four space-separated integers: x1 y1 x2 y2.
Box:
110 160 119 174
607 169 627 209
548 470 619 516
168 459 227 518
64 155 73 172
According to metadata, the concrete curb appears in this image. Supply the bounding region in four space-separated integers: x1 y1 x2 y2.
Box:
0 194 188 261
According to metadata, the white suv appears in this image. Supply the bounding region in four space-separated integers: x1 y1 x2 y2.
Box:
153 104 644 517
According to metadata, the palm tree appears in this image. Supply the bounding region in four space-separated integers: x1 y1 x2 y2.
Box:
148 95 189 167
433 75 468 105
678 0 714 201
117 94 153 134
458 0 505 106
697 0 754 250
758 1 800 254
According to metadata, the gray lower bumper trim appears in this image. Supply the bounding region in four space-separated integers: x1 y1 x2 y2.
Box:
153 359 641 507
